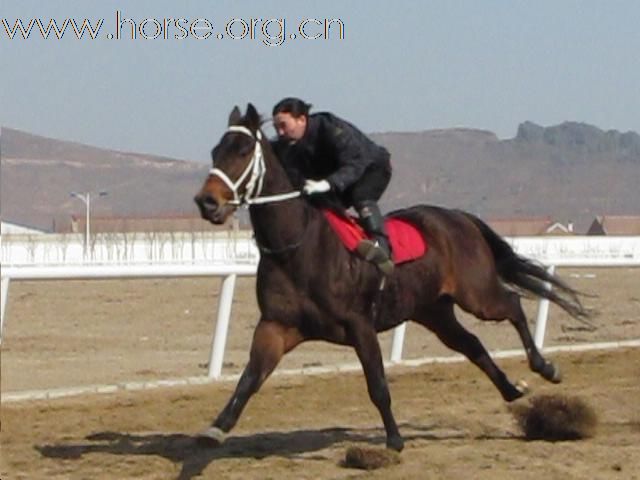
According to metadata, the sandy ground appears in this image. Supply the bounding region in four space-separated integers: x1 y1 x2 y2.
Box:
1 349 639 480
1 267 639 479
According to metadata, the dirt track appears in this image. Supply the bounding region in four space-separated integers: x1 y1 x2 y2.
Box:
1 268 639 479
1 349 639 480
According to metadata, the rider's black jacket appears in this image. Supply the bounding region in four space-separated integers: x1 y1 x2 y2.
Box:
271 112 391 194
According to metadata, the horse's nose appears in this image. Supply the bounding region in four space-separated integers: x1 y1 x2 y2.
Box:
194 193 218 212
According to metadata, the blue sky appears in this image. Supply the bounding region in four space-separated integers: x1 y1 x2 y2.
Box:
1 0 639 162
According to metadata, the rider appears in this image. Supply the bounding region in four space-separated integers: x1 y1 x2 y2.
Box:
271 97 394 275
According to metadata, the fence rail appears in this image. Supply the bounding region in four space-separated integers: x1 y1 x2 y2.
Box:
1 235 639 380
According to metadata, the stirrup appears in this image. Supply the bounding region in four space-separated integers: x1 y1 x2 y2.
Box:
356 239 395 275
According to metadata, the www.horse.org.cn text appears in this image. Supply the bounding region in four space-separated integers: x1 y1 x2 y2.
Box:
1 12 346 46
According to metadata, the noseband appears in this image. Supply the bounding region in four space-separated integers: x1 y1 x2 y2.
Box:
209 126 301 206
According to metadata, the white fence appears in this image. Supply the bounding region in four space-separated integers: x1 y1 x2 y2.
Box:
1 231 259 266
3 232 638 267
1 235 639 380
508 236 640 266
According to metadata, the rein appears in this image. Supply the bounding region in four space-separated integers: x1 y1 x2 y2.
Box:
209 125 301 206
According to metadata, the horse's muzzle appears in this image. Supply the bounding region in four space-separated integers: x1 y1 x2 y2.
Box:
194 193 226 224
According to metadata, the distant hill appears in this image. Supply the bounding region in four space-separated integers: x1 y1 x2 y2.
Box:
1 127 209 231
373 121 640 229
1 122 639 232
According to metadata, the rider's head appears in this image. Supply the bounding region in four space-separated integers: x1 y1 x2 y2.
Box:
272 97 311 143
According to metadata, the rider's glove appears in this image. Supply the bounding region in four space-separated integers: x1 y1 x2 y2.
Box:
303 179 331 195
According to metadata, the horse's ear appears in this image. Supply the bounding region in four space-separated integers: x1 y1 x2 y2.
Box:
245 103 261 129
228 106 242 126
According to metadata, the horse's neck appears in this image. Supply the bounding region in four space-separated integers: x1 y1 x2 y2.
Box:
249 142 311 251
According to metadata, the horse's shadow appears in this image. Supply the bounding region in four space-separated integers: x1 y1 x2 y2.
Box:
35 423 486 480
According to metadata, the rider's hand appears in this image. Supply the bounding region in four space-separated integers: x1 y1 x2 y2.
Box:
303 179 331 195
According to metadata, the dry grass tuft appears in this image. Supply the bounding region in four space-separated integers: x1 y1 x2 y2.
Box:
342 445 401 470
510 393 598 441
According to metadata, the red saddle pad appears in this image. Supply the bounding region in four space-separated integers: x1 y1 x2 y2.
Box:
323 209 427 264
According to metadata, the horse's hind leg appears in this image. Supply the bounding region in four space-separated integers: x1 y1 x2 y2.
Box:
199 320 302 445
503 290 561 382
350 322 404 451
415 299 526 402
456 282 561 384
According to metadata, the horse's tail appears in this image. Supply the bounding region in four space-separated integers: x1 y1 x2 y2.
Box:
462 212 589 320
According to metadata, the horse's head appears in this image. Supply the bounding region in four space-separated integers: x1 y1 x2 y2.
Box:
195 103 264 224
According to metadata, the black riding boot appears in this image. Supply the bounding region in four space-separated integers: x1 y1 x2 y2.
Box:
355 201 394 275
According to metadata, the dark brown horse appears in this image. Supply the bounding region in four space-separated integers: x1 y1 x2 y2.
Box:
194 104 586 452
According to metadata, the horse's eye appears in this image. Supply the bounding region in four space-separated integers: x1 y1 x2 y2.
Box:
239 142 255 156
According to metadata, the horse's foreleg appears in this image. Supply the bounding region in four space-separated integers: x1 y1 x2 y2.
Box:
199 320 302 445
351 323 404 452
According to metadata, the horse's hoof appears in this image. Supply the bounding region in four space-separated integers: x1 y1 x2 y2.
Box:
197 426 226 447
515 379 530 395
503 383 526 402
541 362 562 384
386 435 404 452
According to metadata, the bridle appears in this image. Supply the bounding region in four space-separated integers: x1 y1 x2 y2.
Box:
208 124 308 255
208 125 301 206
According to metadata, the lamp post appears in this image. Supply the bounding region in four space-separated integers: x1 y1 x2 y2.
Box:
70 191 108 260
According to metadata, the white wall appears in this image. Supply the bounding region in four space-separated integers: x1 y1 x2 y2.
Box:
1 231 259 266
507 236 640 266
2 232 639 267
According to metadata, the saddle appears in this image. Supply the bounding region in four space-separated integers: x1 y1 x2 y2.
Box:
322 209 427 264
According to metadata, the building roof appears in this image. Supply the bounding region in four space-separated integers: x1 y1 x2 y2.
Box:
1 221 46 235
587 215 640 235
544 222 574 235
486 217 555 236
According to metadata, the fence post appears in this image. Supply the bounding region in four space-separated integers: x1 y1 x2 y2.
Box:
533 264 555 349
1 276 10 344
208 273 237 378
390 322 407 363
